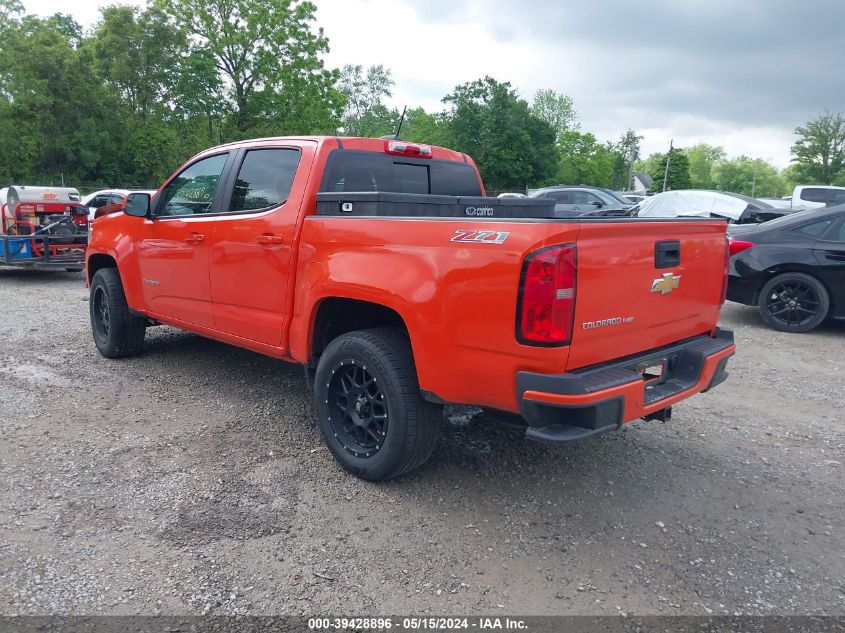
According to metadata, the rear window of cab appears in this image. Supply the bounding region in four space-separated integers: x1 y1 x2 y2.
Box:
320 150 482 196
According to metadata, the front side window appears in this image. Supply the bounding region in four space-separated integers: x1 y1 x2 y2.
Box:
230 148 301 212
158 153 229 217
572 191 601 205
89 195 110 208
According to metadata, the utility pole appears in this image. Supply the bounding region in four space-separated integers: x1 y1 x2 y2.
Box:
662 139 673 192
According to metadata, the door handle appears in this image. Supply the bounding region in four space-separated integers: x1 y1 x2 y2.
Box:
256 233 285 246
655 240 681 268
185 232 205 243
823 252 845 261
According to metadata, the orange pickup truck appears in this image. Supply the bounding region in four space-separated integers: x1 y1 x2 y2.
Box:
86 136 735 480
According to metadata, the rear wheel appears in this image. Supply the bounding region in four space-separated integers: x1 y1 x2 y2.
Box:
758 272 829 333
314 328 440 481
90 268 146 357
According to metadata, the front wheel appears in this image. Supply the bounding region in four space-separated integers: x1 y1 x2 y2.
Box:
758 272 829 333
90 268 146 357
314 328 440 481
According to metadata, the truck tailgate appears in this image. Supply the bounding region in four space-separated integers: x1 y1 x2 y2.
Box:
566 220 727 370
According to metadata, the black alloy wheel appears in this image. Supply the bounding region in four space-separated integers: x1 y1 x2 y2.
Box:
326 360 388 458
92 285 111 339
89 267 147 357
313 328 440 481
759 272 829 333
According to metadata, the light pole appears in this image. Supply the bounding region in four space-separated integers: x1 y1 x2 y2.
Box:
662 139 673 192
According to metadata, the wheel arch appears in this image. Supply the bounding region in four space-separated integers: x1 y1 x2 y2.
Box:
309 297 409 361
87 252 118 284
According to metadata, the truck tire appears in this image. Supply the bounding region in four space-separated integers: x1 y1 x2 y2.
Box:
758 272 829 333
90 268 146 358
314 328 440 481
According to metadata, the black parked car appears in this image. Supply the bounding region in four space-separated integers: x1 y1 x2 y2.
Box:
727 204 845 332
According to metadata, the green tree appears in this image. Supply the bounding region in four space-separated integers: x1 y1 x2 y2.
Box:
610 129 643 190
441 76 557 191
400 107 445 146
791 111 845 184
633 153 663 180
531 88 577 141
0 0 23 23
91 5 202 186
649 149 692 192
713 156 782 197
93 6 186 121
160 0 343 136
686 143 725 189
556 131 616 187
0 13 124 185
779 164 803 194
338 64 397 137
173 48 227 144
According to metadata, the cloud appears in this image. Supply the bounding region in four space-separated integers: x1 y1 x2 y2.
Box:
371 0 845 166
24 0 845 167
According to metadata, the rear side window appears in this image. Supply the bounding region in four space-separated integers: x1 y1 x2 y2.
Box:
542 191 572 204
794 218 834 237
230 148 301 212
321 151 481 196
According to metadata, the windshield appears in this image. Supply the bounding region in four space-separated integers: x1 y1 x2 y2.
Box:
599 189 633 205
595 190 629 206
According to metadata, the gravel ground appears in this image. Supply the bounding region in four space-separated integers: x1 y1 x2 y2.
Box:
0 268 843 616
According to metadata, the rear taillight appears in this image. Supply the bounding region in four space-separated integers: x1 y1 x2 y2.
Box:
719 238 730 308
385 140 432 158
729 238 754 256
517 245 577 345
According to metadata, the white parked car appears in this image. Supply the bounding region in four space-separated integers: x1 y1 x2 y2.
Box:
82 189 156 221
634 190 788 224
785 185 845 211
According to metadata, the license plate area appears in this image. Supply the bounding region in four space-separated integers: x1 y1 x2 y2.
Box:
640 362 665 384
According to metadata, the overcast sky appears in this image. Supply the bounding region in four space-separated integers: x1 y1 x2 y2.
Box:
24 0 845 167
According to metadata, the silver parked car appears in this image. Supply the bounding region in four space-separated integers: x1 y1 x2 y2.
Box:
529 185 634 217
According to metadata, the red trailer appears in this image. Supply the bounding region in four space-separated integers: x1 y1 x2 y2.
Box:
1 186 88 271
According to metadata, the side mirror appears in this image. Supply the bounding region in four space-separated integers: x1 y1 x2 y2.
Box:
591 200 604 207
125 193 151 218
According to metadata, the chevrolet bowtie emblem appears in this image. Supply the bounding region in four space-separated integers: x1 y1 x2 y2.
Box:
651 272 681 295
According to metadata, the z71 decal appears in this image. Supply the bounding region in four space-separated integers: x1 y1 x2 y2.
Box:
450 229 510 245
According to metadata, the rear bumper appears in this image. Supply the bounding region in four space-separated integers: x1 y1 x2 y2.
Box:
516 328 735 443
726 274 758 306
